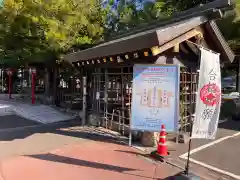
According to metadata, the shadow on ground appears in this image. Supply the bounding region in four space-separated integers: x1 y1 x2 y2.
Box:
0 117 199 180
27 153 184 179
0 118 128 146
27 153 165 179
27 153 137 172
0 115 40 129
115 149 164 163
1 117 239 148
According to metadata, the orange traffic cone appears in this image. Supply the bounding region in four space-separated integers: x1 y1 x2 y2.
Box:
157 124 169 156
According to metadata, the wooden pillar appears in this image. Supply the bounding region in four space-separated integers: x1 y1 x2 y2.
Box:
53 67 60 106
237 59 240 92
44 68 50 96
82 76 87 125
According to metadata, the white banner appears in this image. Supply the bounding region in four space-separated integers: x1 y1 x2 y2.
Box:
192 48 221 139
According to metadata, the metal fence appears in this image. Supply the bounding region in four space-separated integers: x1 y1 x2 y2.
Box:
56 69 83 110
179 67 199 133
87 66 132 135
87 65 199 135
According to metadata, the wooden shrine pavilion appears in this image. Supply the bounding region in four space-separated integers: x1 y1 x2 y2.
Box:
62 0 235 137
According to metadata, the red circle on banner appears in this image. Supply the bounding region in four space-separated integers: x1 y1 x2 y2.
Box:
200 83 221 106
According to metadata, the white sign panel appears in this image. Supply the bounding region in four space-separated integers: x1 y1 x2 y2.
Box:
131 64 180 132
192 48 221 139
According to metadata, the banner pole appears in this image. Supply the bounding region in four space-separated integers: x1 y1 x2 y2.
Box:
185 120 193 175
185 69 195 175
184 66 198 177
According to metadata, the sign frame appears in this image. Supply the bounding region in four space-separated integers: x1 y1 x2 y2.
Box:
130 64 180 132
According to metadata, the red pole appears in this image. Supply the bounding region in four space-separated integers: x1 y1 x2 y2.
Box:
32 73 35 104
8 74 11 99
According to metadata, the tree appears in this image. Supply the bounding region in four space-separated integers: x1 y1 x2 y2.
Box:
0 0 107 66
104 0 165 38
161 0 215 15
159 0 240 52
217 1 240 52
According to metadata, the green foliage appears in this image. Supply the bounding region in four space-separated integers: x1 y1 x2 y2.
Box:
0 0 106 66
161 0 214 15
1 0 239 67
104 0 166 38
215 4 240 52
158 0 240 52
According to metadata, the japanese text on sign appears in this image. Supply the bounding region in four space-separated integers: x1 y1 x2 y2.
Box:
131 64 180 132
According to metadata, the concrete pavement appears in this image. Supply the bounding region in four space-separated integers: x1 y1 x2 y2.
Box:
0 135 181 180
0 122 183 180
3 142 177 180
0 112 238 180
2 101 238 179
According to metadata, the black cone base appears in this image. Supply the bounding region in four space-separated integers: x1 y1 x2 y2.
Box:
150 150 170 162
169 172 201 180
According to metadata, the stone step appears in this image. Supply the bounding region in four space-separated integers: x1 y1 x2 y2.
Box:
0 101 75 124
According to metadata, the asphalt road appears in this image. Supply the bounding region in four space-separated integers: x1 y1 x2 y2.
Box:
0 115 40 129
176 120 240 180
192 133 240 176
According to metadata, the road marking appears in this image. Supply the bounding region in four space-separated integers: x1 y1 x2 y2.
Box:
180 157 240 180
179 132 240 180
179 131 240 158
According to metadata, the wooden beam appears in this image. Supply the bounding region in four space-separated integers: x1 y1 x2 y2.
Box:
173 43 180 52
151 46 161 56
151 29 203 56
